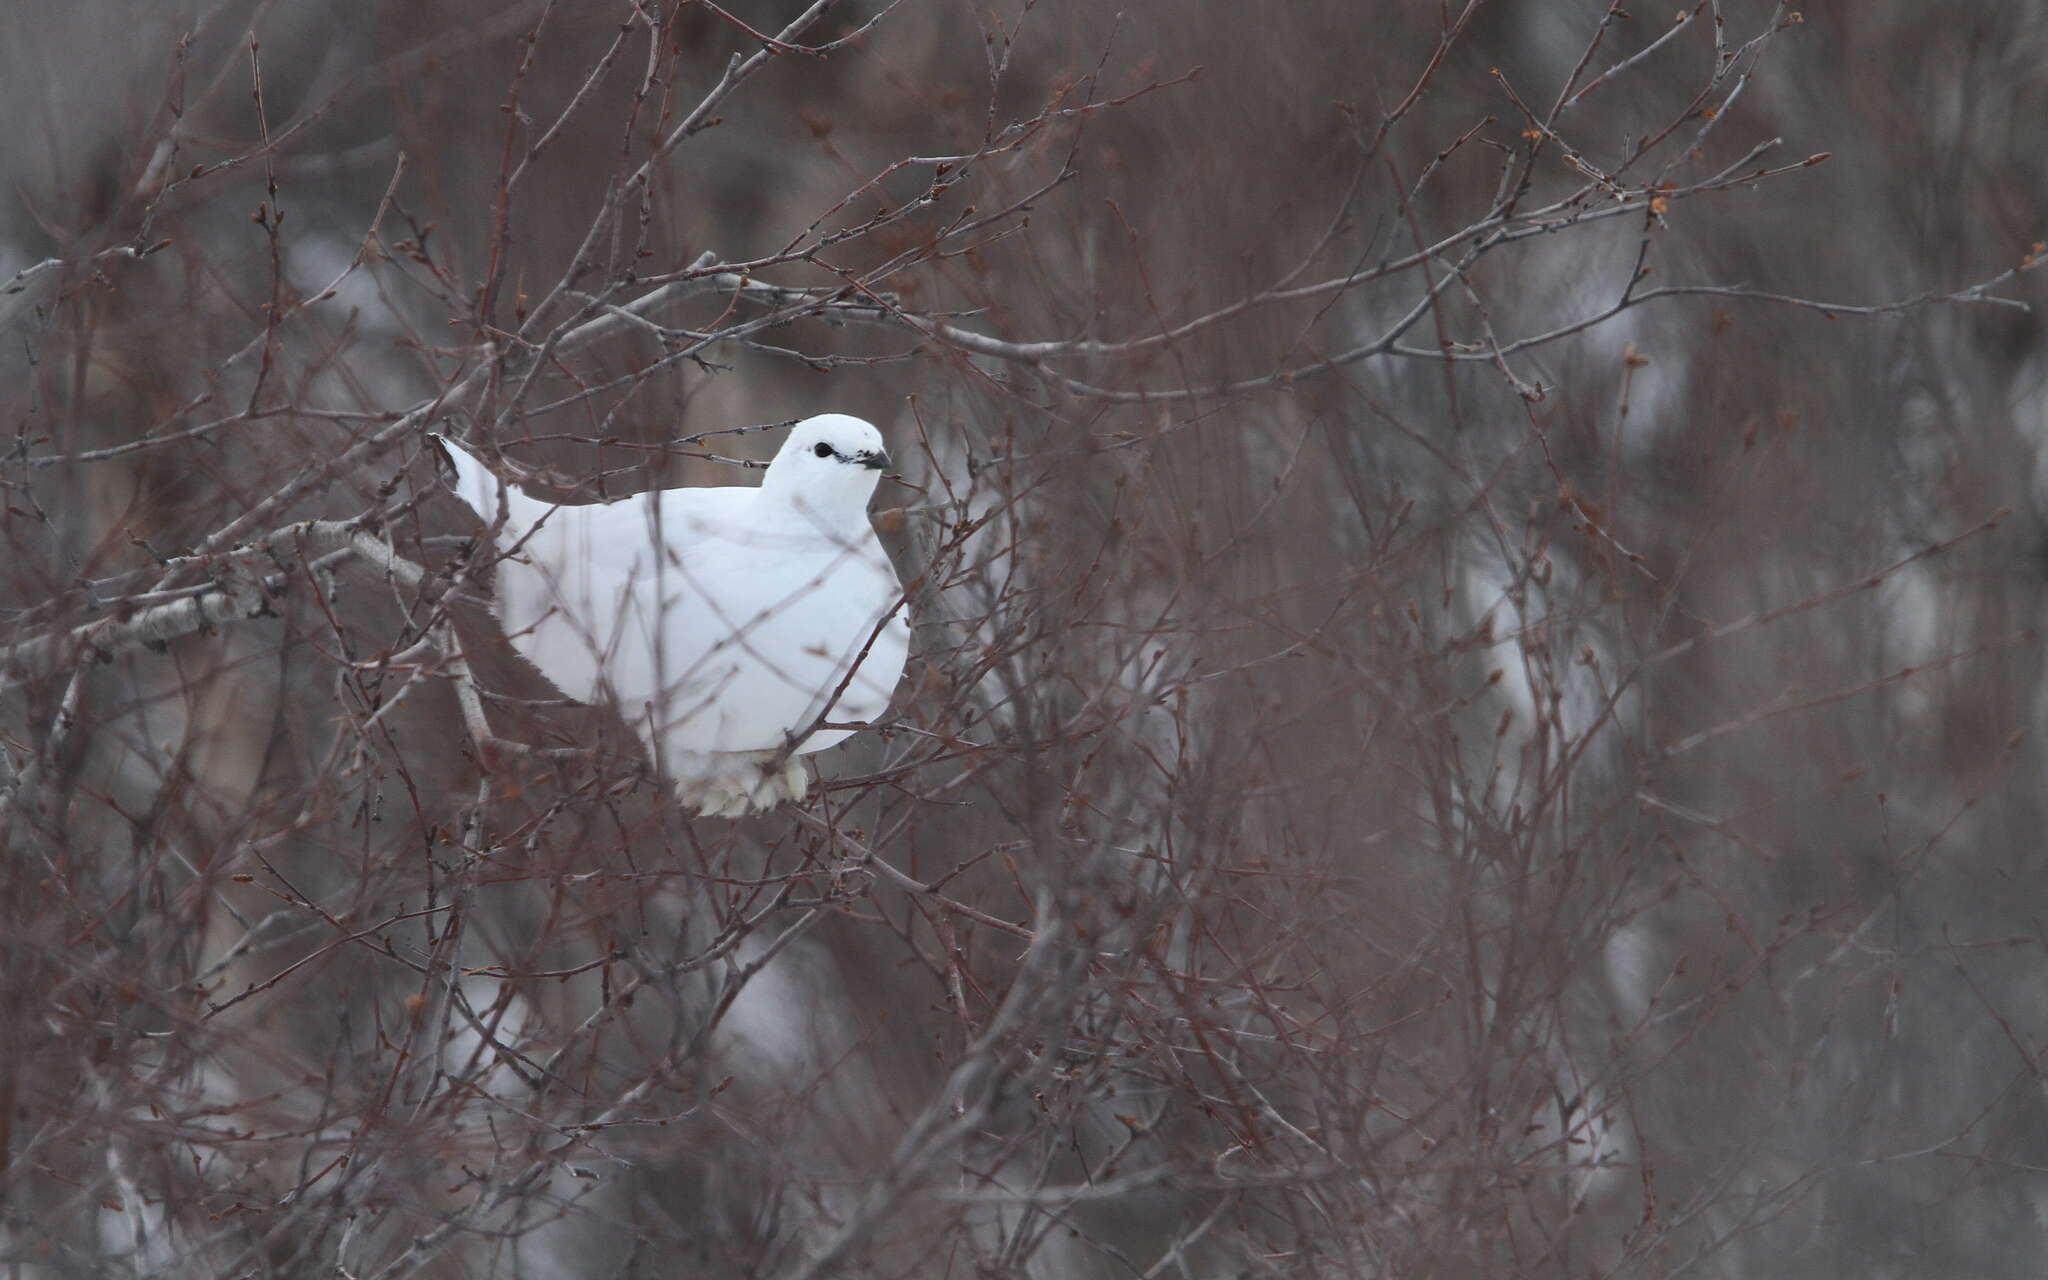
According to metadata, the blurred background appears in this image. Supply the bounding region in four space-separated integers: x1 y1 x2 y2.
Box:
3 1 2047 1275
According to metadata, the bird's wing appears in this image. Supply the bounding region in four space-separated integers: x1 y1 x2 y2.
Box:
488 493 656 710
487 482 906 757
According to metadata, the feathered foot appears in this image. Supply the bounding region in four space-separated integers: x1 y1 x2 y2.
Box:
677 750 812 817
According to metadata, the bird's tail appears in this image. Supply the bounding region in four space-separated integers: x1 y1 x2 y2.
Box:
431 434 552 546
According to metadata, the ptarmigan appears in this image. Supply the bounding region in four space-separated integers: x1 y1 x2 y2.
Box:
436 414 911 816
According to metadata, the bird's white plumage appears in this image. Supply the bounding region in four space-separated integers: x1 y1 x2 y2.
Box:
438 414 910 815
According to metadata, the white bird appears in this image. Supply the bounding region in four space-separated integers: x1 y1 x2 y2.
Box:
435 414 911 816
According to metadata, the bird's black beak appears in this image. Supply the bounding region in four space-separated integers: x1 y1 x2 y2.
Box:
858 449 891 471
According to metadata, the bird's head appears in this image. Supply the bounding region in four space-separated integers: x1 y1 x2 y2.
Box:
759 414 893 521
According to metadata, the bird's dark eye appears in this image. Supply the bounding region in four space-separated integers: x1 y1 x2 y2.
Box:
813 442 835 459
